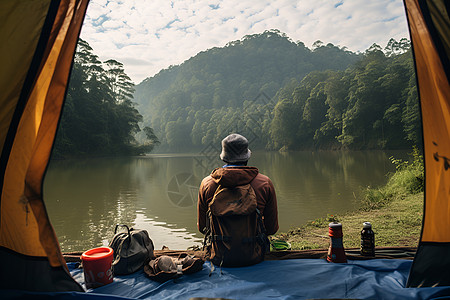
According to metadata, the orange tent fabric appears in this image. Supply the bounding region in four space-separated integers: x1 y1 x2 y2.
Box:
0 0 89 291
404 0 450 287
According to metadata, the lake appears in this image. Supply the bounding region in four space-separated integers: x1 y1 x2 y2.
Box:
44 150 408 252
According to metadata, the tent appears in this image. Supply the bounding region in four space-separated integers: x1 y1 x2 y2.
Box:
404 0 450 287
0 0 448 295
0 0 88 291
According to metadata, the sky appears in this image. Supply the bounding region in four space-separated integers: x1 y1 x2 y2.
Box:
80 0 410 84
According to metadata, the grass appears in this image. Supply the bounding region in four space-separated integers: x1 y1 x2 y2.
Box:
274 148 424 250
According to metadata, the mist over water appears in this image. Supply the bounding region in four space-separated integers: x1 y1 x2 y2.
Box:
45 150 407 252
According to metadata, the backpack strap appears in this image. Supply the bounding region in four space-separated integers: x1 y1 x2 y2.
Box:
203 206 226 275
111 233 127 268
255 208 265 233
202 209 212 252
255 208 270 253
201 208 216 277
114 224 131 235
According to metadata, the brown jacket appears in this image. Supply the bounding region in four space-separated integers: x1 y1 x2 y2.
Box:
197 166 279 235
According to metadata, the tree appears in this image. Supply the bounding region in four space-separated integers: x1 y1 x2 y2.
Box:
385 38 411 57
319 71 349 144
104 59 135 103
271 99 299 150
144 126 160 145
53 39 158 157
312 40 324 50
402 78 421 145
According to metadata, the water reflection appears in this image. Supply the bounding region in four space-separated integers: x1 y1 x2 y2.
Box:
44 150 406 252
253 151 401 230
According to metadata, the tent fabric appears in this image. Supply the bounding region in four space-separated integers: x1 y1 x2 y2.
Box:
404 0 450 287
5 260 450 300
423 0 449 79
0 0 52 153
407 242 450 287
0 0 89 292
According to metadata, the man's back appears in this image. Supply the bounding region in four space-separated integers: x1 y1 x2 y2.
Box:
197 166 278 235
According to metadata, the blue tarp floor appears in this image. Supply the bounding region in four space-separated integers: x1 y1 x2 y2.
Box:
5 259 450 299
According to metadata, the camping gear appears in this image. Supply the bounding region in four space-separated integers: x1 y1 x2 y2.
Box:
361 222 375 256
144 253 204 282
270 239 291 251
327 222 347 263
81 247 114 289
109 225 155 275
203 183 270 267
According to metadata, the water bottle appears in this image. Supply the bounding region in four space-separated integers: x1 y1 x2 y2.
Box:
360 222 375 256
326 222 347 263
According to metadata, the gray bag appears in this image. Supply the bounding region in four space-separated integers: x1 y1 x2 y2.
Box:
109 224 155 275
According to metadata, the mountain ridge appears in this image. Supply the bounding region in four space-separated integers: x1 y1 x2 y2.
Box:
133 29 360 151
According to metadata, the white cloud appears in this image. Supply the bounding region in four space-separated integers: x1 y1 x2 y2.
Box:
80 0 409 84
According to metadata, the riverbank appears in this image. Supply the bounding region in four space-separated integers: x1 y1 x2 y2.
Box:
275 149 424 250
274 192 423 250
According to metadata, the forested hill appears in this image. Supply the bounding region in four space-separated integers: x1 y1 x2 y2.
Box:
134 30 359 151
134 30 418 152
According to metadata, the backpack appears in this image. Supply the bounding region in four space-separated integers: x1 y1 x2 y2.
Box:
203 183 270 267
109 224 155 275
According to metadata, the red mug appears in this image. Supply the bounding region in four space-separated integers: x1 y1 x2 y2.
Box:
81 247 114 289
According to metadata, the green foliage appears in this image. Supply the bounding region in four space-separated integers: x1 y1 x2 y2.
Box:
361 147 424 210
134 33 418 152
272 39 418 151
53 39 158 157
118 29 421 153
389 146 424 193
396 213 422 227
361 188 390 210
289 240 321 250
308 214 340 227
134 30 359 152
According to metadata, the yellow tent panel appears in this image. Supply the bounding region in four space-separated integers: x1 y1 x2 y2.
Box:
0 0 89 291
405 0 450 287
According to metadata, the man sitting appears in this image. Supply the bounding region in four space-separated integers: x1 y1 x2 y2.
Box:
197 133 279 267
